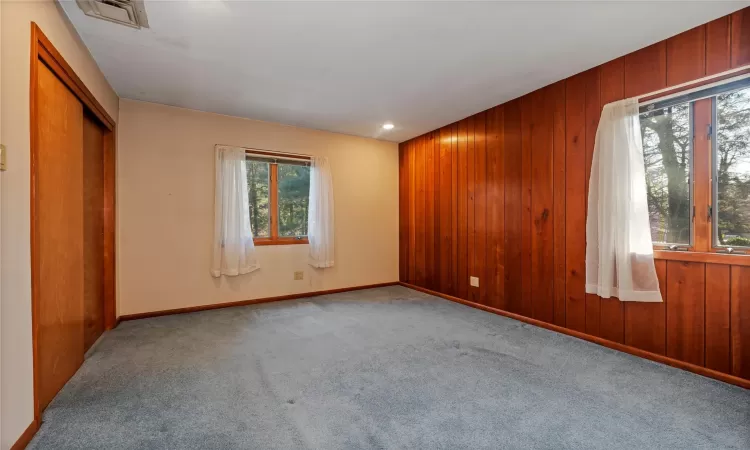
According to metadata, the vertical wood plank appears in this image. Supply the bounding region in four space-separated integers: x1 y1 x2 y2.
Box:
451 123 459 297
705 264 731 373
598 58 625 343
474 111 488 306
484 108 498 307
415 136 426 286
433 128 443 290
520 95 533 318
406 139 417 283
552 81 566 327
731 265 750 379
457 119 469 300
504 100 523 315
600 57 624 103
666 25 706 86
439 127 453 295
584 68 601 337
666 261 706 366
530 88 554 323
436 131 444 292
731 9 750 68
485 108 498 308
565 73 587 333
398 144 407 282
425 133 436 290
437 135 444 289
625 259 667 355
487 106 505 310
706 17 731 76
467 116 477 302
624 42 667 98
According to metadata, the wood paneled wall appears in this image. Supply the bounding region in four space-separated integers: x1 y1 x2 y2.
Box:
399 9 750 382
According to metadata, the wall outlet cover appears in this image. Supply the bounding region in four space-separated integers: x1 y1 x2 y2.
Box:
470 276 479 287
294 271 304 281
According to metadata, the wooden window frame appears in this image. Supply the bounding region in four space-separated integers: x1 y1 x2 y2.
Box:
245 150 311 246
643 76 750 266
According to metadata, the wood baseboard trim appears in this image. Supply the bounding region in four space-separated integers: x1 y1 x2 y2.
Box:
118 282 399 321
400 282 750 390
11 420 39 450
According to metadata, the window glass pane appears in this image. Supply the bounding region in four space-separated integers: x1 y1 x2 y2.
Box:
246 159 270 238
640 103 692 245
277 163 310 237
716 88 750 247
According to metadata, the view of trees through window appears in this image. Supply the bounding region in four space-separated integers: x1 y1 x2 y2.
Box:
716 87 750 247
277 163 310 237
246 157 310 239
640 104 692 245
247 159 270 237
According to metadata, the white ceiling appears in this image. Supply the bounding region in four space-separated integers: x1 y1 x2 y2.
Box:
60 1 749 142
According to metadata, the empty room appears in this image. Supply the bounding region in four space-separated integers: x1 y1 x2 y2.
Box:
2 0 750 449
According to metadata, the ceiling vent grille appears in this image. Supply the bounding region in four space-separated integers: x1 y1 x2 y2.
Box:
76 0 149 29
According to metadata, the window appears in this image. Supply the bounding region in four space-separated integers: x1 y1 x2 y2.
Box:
639 77 750 254
641 103 692 245
715 87 750 248
245 151 310 245
247 159 270 238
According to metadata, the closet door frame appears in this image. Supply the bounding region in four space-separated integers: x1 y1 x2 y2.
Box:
29 22 117 424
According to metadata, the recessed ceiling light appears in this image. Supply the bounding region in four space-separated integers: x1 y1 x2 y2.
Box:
382 123 395 130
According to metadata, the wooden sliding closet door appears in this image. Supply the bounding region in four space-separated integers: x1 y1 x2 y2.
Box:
35 60 85 411
83 113 105 351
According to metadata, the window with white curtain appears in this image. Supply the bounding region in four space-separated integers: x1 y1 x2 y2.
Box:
212 146 334 274
245 152 311 245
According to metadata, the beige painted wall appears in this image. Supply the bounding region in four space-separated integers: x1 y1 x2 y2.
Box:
117 100 399 316
0 1 119 448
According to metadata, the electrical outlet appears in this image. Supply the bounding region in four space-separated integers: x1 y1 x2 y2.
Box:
470 276 479 287
294 271 304 281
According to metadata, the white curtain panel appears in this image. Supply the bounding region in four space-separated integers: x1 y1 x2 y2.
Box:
211 146 260 277
586 99 662 302
307 156 335 268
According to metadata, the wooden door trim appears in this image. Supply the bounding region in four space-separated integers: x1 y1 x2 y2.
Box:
32 24 115 130
30 22 117 424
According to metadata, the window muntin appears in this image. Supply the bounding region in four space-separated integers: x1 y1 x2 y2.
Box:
245 153 310 243
714 87 750 248
640 103 693 246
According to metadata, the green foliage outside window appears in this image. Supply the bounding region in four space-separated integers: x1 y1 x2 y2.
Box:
277 164 310 237
246 160 270 238
246 158 310 239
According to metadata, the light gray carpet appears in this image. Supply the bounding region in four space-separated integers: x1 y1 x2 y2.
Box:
29 286 750 449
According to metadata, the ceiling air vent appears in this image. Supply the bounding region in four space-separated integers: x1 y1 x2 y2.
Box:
76 0 149 29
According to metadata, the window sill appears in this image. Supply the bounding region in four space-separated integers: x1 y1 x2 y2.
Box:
653 249 750 266
254 238 309 246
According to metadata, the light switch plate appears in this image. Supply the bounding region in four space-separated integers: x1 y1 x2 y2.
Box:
470 276 479 287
